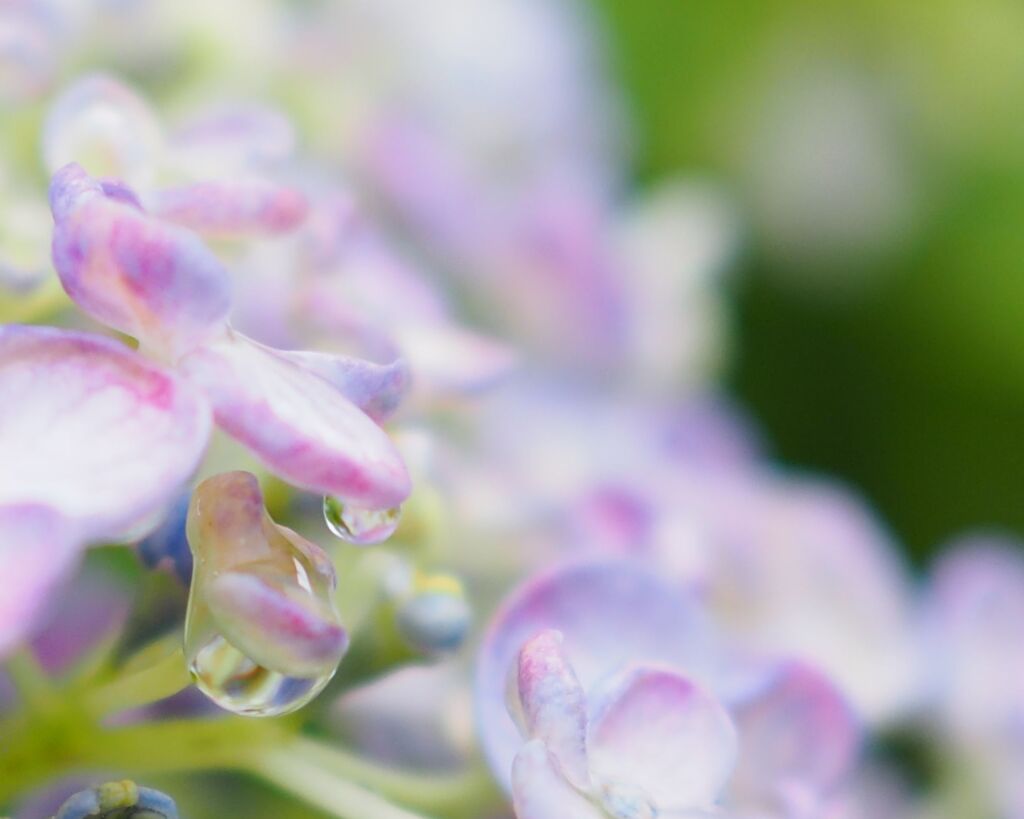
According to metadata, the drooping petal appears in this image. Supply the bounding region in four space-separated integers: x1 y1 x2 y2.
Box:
476 560 718 791
273 349 410 422
49 164 232 360
42 73 164 188
0 504 80 658
512 740 603 819
0 324 210 538
516 630 590 788
147 179 308 237
727 661 861 816
178 332 410 508
587 668 736 811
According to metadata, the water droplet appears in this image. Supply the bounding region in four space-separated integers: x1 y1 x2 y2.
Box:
323 495 401 545
184 472 347 717
598 779 658 819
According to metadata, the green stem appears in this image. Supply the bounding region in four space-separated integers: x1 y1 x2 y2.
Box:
5 649 57 712
85 647 192 717
283 737 503 819
250 750 432 819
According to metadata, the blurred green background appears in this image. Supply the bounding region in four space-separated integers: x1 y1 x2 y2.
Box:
593 0 1024 562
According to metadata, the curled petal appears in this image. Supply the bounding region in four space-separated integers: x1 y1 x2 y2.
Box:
43 74 163 188
517 630 590 788
0 325 210 537
0 505 79 658
587 668 736 811
178 333 410 507
49 164 232 359
148 179 308 237
512 740 604 819
728 661 860 815
476 560 717 791
274 349 410 423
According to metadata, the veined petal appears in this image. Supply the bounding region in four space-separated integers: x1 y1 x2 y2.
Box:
0 505 80 658
43 73 163 188
148 178 308 237
49 164 232 360
728 661 860 815
476 560 717 792
178 332 410 507
0 325 210 538
517 630 590 788
273 349 409 423
512 740 603 819
587 668 736 811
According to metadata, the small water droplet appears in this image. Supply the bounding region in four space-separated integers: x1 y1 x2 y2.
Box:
393 570 471 656
185 472 347 717
323 495 401 545
598 779 658 819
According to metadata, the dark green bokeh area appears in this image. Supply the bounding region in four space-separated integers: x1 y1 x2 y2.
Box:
593 0 1024 562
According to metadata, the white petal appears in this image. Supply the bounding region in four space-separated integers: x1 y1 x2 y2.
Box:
512 740 603 819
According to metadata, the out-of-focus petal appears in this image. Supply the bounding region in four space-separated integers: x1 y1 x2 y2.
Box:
43 73 163 188
727 661 860 816
0 504 79 658
171 103 296 175
393 322 518 397
476 560 717 791
0 1 59 104
49 164 232 360
512 740 603 819
517 630 590 788
273 349 409 423
178 332 410 508
147 178 308 237
926 536 1024 737
0 324 210 537
587 668 736 811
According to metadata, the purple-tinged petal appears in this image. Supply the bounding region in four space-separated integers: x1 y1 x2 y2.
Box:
926 535 1024 737
0 1 59 103
0 324 210 538
178 332 410 507
273 349 409 423
476 560 717 791
587 668 736 811
516 630 590 788
49 164 232 360
0 504 79 658
512 740 603 819
43 74 163 188
727 661 860 816
147 179 309 237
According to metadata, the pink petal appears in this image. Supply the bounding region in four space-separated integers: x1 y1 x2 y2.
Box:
587 668 736 811
517 630 590 788
728 661 860 815
273 349 410 423
148 178 308 236
49 164 232 360
178 332 410 507
476 560 717 792
0 325 210 538
0 505 80 658
512 740 603 819
42 73 163 188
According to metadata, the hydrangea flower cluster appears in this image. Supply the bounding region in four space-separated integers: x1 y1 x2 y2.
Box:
0 2 1021 819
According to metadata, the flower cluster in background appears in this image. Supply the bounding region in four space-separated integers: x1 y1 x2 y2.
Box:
1 2 1022 819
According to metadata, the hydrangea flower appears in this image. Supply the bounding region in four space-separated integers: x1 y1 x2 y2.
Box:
476 561 861 819
510 629 737 819
49 162 410 508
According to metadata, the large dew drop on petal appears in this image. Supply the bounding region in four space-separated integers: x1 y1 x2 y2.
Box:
323 495 401 545
184 472 347 717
